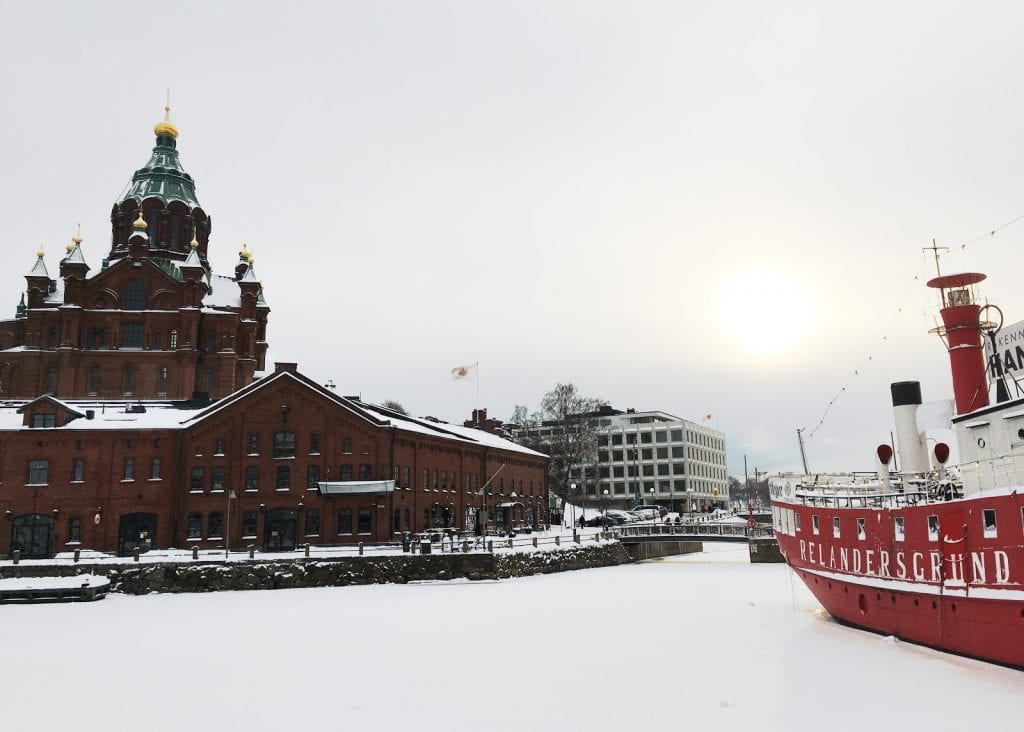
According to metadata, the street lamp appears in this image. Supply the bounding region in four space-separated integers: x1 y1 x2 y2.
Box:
601 488 609 527
569 482 577 530
648 486 655 520
225 489 236 559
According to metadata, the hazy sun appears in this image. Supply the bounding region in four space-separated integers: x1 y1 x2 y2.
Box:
717 267 815 358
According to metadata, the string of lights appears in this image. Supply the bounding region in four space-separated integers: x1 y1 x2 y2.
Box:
805 211 1024 440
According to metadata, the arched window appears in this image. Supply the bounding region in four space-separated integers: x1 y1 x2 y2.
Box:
145 210 161 243
124 279 146 310
87 366 100 396
122 367 135 396
273 432 296 458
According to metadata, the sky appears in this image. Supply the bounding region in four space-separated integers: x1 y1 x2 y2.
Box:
3 546 1022 731
4 2 1024 476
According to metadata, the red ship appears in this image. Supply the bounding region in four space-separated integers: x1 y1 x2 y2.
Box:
771 270 1024 668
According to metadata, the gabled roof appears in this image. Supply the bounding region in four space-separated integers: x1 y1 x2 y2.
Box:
180 369 391 429
16 394 85 418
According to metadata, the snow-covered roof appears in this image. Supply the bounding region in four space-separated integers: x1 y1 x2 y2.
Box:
203 274 242 309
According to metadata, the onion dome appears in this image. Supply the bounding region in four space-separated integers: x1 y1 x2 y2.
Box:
153 104 179 139
133 210 148 230
117 104 200 208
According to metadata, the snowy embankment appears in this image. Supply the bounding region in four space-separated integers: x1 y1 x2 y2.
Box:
1 544 1020 732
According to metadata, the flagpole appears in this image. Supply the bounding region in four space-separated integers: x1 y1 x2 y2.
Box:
475 361 479 421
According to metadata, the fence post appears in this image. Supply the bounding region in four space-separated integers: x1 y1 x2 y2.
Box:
507 537 513 548
73 548 80 563
462 539 470 553
305 543 311 558
133 547 140 562
359 542 364 556
555 535 560 546
192 546 199 560
574 532 581 544
487 540 493 552
248 544 255 559
532 537 538 548
12 549 19 565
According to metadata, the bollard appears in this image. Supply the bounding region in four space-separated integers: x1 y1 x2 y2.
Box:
412 539 419 554
359 542 364 556
532 537 538 548
133 547 140 562
12 549 19 565
487 540 493 552
305 543 310 558
555 535 560 546
248 544 255 559
73 548 80 563
574 531 580 544
508 537 513 548
192 546 199 560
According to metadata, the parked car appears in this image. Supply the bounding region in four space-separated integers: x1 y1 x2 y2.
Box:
630 504 669 519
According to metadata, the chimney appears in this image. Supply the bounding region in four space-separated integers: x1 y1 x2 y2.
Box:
274 362 298 374
890 381 928 474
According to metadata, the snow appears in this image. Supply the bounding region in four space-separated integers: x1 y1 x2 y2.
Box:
0 573 108 591
1 544 1020 731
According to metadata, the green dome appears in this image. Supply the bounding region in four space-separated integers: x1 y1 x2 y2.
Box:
118 132 201 208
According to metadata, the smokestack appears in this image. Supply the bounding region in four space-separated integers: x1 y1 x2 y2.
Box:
890 381 929 474
927 272 989 415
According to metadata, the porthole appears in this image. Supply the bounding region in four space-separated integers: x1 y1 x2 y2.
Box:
1018 428 1024 440
977 437 986 448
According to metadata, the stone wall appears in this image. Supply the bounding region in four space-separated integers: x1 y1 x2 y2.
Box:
0 543 632 595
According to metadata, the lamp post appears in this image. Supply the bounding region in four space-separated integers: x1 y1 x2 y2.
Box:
601 488 609 527
648 486 655 521
225 489 236 559
569 482 577 530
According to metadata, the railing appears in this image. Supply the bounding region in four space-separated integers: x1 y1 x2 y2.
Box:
615 523 774 540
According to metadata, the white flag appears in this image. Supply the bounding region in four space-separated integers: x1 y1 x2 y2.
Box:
450 363 477 382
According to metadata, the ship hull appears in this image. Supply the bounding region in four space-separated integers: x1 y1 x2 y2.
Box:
772 489 1024 668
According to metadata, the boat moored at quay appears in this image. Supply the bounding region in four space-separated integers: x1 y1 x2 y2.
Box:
771 270 1024 668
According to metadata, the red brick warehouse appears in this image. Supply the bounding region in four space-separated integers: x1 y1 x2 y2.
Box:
0 108 548 558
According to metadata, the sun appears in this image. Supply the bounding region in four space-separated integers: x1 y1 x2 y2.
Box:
717 267 815 358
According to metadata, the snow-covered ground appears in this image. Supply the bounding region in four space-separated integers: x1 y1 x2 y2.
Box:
2 544 1020 731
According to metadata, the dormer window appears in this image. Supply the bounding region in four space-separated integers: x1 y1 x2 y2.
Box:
31 414 56 428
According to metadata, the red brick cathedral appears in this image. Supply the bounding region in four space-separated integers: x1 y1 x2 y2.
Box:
0 109 547 558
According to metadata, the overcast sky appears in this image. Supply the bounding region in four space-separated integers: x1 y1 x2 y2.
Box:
3 1 1024 477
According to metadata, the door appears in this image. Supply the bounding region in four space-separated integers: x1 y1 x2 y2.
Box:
11 514 54 559
119 513 158 556
264 509 298 552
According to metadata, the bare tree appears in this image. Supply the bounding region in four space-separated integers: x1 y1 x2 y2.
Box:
537 383 606 499
380 399 408 415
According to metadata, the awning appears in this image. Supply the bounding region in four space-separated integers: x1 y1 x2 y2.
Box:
317 480 396 496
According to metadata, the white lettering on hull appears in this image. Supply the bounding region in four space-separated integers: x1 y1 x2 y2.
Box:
788 537 1014 585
